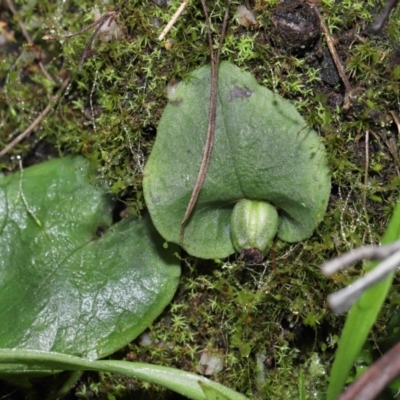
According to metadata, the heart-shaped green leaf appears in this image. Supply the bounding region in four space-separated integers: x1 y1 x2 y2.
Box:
0 157 180 359
143 62 330 259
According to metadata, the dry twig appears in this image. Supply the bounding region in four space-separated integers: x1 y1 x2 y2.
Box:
322 241 400 313
389 110 400 137
338 341 400 400
179 0 231 244
158 0 190 41
387 111 400 177
2 4 127 156
371 0 399 32
0 76 71 158
363 130 369 208
44 4 124 66
6 0 55 82
327 249 400 313
314 6 351 94
322 240 400 276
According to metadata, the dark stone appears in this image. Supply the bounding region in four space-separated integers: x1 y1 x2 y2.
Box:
271 0 321 54
152 0 167 7
319 47 341 86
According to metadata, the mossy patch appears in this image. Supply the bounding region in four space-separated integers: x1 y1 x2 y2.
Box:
1 0 400 398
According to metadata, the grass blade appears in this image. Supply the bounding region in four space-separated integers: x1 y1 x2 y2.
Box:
327 197 400 399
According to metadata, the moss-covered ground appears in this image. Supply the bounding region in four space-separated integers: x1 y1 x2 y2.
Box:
1 0 400 398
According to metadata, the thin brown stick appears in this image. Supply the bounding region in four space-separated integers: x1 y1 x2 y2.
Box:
179 0 231 244
338 341 400 400
389 110 400 176
43 6 122 66
314 6 351 93
371 0 399 32
369 125 400 177
78 14 113 66
158 0 190 41
0 76 71 157
6 0 55 83
389 110 400 138
44 18 107 41
363 130 369 208
216 3 231 62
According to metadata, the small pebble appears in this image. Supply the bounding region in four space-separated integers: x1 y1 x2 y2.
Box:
236 5 258 28
196 351 224 375
94 8 123 42
165 38 174 50
138 332 152 346
167 81 180 99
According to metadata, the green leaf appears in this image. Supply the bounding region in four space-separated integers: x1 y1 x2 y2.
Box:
299 369 306 400
144 62 330 259
327 196 400 399
0 349 249 400
0 157 181 359
199 381 233 400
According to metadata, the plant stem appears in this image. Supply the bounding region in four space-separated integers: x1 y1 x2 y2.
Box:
0 76 71 157
179 0 231 245
337 341 400 400
321 240 400 275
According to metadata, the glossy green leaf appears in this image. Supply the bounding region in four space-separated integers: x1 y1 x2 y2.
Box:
0 349 249 400
0 157 181 359
144 62 330 259
327 196 400 399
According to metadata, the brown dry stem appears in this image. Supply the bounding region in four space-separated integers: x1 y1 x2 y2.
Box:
43 4 124 66
158 0 190 41
179 0 231 245
6 0 55 83
0 76 71 157
338 341 400 400
314 6 352 97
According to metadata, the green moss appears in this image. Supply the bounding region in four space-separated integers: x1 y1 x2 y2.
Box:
2 0 400 398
